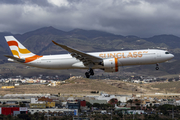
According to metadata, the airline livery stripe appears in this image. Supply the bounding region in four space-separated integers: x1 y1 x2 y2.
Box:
18 48 31 54
7 41 18 47
25 55 43 63
7 41 31 54
115 58 118 72
11 50 20 58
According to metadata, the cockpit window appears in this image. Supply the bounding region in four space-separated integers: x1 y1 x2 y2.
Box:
165 52 169 54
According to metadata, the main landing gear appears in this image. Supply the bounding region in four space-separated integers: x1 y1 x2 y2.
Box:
155 63 159 70
85 68 94 78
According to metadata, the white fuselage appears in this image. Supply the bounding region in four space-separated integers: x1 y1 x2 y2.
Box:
24 49 174 70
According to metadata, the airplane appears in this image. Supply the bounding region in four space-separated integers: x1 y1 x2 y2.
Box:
4 36 174 78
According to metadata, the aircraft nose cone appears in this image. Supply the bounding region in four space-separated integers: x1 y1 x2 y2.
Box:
170 54 174 59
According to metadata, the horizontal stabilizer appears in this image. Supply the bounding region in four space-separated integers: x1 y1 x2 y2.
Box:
4 55 25 63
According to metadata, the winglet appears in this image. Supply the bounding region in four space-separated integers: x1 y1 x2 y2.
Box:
52 40 66 48
52 40 58 45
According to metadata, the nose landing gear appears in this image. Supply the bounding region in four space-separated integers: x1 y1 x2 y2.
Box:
155 63 159 70
85 68 94 78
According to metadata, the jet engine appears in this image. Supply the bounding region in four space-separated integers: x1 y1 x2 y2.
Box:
103 58 118 72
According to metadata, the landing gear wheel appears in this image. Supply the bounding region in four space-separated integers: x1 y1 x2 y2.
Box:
155 67 159 70
85 68 94 78
89 68 94 76
155 63 159 70
85 72 90 78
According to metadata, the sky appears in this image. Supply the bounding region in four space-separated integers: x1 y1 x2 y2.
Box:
1 0 180 37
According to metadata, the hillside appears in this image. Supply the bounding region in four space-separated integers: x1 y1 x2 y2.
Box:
145 35 180 49
150 81 180 93
0 26 180 78
1 26 180 55
0 78 167 96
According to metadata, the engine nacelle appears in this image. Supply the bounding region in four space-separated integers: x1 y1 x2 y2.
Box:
103 58 118 72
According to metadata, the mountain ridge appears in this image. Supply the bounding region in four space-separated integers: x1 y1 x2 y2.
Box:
0 26 180 78
1 26 180 56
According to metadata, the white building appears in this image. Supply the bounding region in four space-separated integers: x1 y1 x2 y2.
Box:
95 94 116 102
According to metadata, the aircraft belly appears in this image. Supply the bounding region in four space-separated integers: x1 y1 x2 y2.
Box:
155 57 169 63
120 58 140 66
27 59 78 69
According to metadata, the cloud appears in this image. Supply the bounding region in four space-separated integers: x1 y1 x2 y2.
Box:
47 0 70 7
0 0 180 37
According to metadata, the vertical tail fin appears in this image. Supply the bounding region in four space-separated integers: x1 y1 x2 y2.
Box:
5 36 35 58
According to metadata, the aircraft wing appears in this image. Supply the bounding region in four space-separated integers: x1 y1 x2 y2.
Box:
52 41 102 66
4 55 25 63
